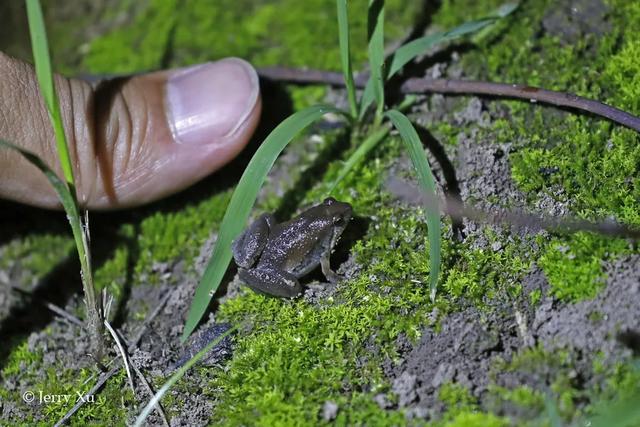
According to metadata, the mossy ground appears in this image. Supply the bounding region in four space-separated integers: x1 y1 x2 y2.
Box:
1 0 640 425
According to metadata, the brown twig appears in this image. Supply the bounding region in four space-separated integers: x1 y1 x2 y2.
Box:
7 284 84 328
130 357 171 427
256 66 640 133
401 78 640 133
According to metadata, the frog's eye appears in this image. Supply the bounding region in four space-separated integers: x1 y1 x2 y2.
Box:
324 197 336 205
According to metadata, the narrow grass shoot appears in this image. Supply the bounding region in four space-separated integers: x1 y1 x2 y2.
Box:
336 0 358 119
135 325 239 427
182 105 345 341
385 110 441 300
25 0 75 186
328 126 390 192
23 0 103 357
183 0 518 340
359 2 519 118
366 0 386 125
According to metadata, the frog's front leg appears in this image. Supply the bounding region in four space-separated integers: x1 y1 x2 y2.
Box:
238 266 302 298
320 250 340 283
232 213 277 268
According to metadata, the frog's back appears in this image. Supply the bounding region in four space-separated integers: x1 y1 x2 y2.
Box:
264 216 332 277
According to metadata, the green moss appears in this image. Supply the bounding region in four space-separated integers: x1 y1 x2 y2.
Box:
7 0 640 424
2 341 43 378
1 339 133 424
82 0 419 73
489 385 545 412
438 382 477 413
82 0 179 73
0 234 73 286
442 412 509 427
441 233 532 306
134 190 231 280
538 232 630 302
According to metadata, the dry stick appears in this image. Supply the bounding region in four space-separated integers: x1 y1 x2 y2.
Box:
55 289 174 426
401 78 640 133
53 366 119 427
104 319 135 393
256 66 640 133
7 283 84 328
129 357 171 427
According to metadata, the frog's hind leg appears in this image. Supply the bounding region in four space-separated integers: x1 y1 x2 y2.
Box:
238 267 302 298
232 213 277 268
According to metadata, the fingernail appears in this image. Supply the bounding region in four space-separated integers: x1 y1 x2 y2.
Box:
166 58 259 145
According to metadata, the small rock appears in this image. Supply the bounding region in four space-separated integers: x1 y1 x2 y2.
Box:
322 401 338 421
430 363 455 389
392 371 417 407
374 393 393 409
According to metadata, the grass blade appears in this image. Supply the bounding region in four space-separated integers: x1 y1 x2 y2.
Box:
25 0 103 358
367 0 385 125
359 2 518 119
330 95 416 191
544 394 563 427
384 110 441 300
134 324 238 427
25 0 75 187
328 126 390 193
182 105 345 341
0 140 77 215
336 0 358 118
0 139 102 351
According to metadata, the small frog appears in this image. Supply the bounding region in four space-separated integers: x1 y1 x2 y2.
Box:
232 197 352 297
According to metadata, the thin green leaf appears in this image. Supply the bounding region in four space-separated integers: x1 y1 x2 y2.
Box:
328 126 390 192
367 0 385 124
25 0 75 187
337 0 358 118
182 105 345 341
329 95 416 193
384 110 441 300
588 393 640 427
134 324 238 427
544 394 563 427
0 139 77 216
359 2 518 119
0 139 95 307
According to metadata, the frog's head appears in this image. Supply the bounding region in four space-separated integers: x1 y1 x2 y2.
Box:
322 197 352 233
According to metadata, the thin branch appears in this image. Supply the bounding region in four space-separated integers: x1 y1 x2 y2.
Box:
256 66 640 133
400 78 640 133
7 284 84 327
54 365 119 427
131 289 173 348
104 319 135 393
130 357 171 427
51 289 174 425
441 195 640 240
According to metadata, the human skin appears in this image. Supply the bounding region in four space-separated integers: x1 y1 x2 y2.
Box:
0 52 262 210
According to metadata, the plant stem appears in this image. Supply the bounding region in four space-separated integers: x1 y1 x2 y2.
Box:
400 78 640 132
70 210 104 361
26 0 104 360
256 66 640 133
